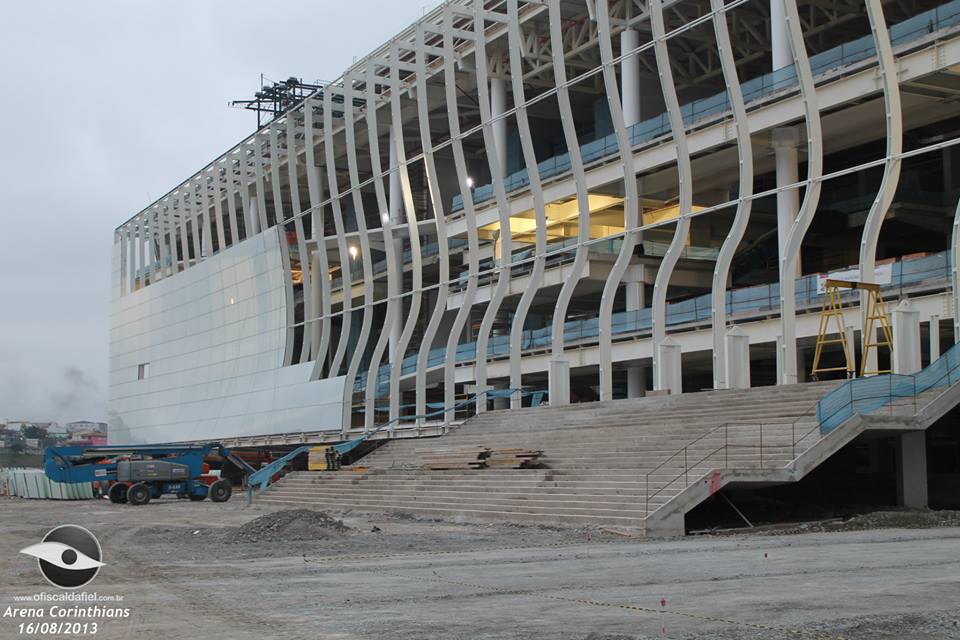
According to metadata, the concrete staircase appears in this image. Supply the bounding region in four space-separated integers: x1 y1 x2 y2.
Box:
259 382 839 531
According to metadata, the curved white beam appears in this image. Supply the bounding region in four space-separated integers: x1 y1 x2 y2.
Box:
387 40 424 424
710 0 754 389
472 2 514 409
547 0 592 404
858 0 903 371
650 0 692 391
778 0 824 384
441 2 481 420
506 0 548 409
287 111 314 365
269 125 298 368
322 88 353 378
413 23 452 422
362 67 402 429
340 76 376 428
596 0 642 401
304 99 333 379
252 134 269 236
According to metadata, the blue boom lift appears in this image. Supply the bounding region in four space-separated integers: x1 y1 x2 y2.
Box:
44 443 257 506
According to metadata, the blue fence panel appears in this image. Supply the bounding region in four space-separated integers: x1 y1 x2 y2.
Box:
818 341 960 434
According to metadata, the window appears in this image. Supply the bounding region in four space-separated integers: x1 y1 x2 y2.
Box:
137 363 149 380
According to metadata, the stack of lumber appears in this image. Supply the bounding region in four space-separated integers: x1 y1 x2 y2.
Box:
418 446 488 470
417 446 543 470
485 448 543 469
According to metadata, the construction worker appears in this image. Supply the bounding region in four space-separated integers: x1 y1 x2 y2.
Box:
324 447 333 471
332 448 342 471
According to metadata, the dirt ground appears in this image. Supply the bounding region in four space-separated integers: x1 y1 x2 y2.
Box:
2 497 959 640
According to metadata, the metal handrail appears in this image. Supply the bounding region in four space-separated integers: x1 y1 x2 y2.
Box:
641 394 825 516
642 355 960 519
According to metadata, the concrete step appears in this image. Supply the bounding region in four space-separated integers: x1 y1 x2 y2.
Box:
257 496 649 527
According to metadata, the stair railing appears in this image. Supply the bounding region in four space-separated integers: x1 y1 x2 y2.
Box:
642 398 826 516
643 348 960 518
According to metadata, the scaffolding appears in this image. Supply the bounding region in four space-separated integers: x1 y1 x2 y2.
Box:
811 278 893 379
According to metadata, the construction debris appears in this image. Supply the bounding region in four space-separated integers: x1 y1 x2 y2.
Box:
417 446 543 470
226 509 352 543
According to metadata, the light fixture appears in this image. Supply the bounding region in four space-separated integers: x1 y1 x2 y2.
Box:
381 212 390 223
229 297 235 305
465 177 475 188
349 245 359 259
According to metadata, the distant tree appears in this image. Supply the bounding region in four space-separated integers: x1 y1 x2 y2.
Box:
23 426 48 440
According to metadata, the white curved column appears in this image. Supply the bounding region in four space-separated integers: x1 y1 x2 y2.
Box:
340 76 376 428
413 24 451 422
778 0 824 385
188 180 202 266
596 0 642 402
252 133 269 233
242 143 260 237
547 0 591 406
650 0 692 394
710 0 754 389
387 40 424 424
441 2 481 419
212 167 227 252
858 0 903 374
287 108 314 365
177 192 189 271
322 87 353 378
224 161 239 245
269 124 297 367
473 2 514 411
137 213 148 285
304 99 333 378
506 0 547 409
363 66 400 430
156 202 169 280
199 174 213 258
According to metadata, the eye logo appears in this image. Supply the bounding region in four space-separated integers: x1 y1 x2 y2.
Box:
20 525 104 589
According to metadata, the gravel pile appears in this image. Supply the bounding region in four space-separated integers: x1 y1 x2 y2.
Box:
227 509 352 543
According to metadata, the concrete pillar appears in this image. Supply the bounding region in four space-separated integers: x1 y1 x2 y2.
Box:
621 29 641 126
388 125 404 364
892 299 922 375
725 325 751 389
490 77 508 179
897 431 928 508
493 383 510 410
549 359 570 406
929 315 941 361
310 253 322 359
625 268 647 397
772 128 801 278
846 325 857 377
627 364 647 398
770 0 792 71
657 336 682 395
775 335 784 384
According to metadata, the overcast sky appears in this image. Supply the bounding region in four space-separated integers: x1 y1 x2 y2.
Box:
0 0 429 424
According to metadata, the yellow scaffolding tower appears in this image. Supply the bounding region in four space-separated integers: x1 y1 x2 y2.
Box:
811 278 893 379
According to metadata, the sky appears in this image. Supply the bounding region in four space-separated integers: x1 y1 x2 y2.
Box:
0 0 429 424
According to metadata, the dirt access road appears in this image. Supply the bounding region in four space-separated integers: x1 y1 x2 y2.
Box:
2 497 959 640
